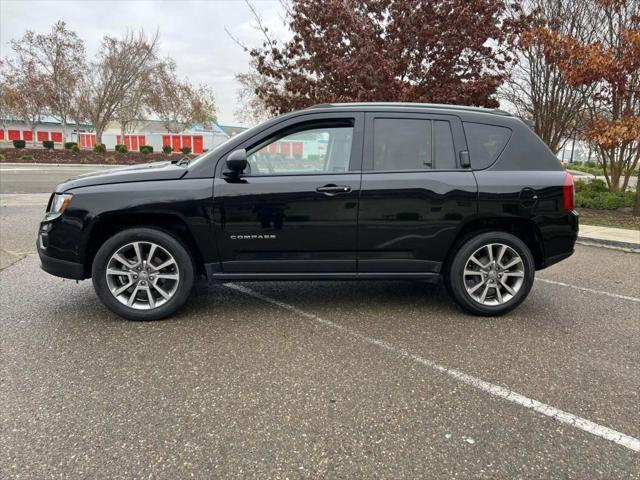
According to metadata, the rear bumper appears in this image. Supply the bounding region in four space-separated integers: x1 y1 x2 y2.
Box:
38 245 84 280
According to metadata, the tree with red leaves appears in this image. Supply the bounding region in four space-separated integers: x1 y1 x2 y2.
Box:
524 0 639 194
247 0 524 115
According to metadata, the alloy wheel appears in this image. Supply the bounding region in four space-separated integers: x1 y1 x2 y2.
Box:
463 243 525 306
105 241 180 310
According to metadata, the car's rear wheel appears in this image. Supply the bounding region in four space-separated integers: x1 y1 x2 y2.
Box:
446 231 535 316
92 228 194 321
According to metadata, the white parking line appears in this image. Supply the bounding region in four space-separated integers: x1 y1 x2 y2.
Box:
537 278 640 303
224 282 640 453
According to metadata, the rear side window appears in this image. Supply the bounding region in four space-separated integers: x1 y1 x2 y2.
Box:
463 122 511 169
372 118 458 171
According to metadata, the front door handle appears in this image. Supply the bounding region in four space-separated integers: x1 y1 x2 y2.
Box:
316 184 352 195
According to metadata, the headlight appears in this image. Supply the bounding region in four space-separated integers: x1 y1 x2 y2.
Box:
49 193 73 214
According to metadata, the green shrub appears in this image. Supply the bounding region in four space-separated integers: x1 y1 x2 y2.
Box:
21 154 34 161
64 142 77 150
42 140 54 149
115 144 128 153
162 145 172 154
71 144 80 153
0 154 5 161
93 143 107 153
180 146 191 155
585 161 597 168
13 139 26 149
139 145 153 154
574 180 635 210
589 179 608 193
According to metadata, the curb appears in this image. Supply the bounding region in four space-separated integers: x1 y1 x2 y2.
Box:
577 237 640 253
0 162 125 168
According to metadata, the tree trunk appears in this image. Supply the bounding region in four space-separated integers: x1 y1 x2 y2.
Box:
95 127 103 146
634 170 640 217
60 119 68 143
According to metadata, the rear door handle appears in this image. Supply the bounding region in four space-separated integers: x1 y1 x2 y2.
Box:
316 184 352 195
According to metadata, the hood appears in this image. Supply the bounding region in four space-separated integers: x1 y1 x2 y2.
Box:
56 161 188 192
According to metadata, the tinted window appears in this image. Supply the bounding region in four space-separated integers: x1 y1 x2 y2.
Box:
247 125 353 175
463 122 511 169
373 119 432 171
373 118 458 171
434 120 456 169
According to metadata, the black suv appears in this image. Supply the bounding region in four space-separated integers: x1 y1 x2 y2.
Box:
38 103 578 320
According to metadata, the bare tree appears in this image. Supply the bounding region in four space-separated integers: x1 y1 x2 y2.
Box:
502 0 596 154
147 61 217 133
8 21 86 142
78 30 160 144
114 72 152 144
235 68 271 126
1 59 48 146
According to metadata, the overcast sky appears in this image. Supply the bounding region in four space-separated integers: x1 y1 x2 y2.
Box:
0 0 289 126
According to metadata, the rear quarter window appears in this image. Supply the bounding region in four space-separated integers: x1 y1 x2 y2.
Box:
463 122 512 170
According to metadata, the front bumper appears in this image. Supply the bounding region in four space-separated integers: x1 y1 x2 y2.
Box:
38 246 84 280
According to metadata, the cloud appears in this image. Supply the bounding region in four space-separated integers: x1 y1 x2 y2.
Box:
0 0 289 126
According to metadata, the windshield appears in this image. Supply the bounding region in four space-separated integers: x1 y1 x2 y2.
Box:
186 120 275 168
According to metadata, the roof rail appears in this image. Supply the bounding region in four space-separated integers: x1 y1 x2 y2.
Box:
305 102 513 116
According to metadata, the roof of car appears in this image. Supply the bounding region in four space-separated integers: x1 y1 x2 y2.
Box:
306 102 513 117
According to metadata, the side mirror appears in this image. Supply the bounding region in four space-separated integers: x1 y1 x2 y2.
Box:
459 150 471 168
224 149 248 176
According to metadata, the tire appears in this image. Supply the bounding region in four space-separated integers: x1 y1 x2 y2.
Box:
92 228 194 321
445 231 535 316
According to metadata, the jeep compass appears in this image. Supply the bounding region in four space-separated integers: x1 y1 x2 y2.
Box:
38 103 578 320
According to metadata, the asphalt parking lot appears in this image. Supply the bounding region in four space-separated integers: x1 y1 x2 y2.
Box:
1 165 639 478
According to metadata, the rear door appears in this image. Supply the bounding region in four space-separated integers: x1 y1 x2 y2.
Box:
214 112 364 274
357 112 477 274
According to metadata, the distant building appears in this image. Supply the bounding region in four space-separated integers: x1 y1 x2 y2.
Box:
1 117 247 154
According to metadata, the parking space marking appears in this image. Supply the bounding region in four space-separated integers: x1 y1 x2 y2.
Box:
224 282 640 453
537 278 640 303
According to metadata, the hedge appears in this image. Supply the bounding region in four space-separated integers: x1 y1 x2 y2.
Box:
139 145 153 154
42 140 55 149
64 142 78 150
93 143 107 153
13 140 26 149
575 180 635 210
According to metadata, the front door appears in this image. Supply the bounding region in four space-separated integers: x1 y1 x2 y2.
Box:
214 113 364 274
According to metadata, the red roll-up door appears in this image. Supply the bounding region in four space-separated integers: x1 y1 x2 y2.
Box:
8 130 20 140
192 135 203 154
131 136 138 151
80 134 87 147
90 135 96 147
292 142 303 156
162 135 170 147
23 130 33 141
138 135 145 147
171 136 181 152
37 131 50 142
51 132 62 143
182 136 191 151
267 143 276 154
280 142 291 157
0 130 4 140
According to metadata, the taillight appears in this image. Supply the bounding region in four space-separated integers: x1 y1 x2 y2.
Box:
563 173 574 211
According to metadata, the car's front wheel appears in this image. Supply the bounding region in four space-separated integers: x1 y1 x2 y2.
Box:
92 228 194 321
446 231 535 316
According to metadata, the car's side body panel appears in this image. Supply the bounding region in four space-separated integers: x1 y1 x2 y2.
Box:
37 103 578 284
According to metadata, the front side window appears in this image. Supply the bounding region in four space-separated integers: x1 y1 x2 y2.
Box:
246 124 354 176
372 118 458 171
